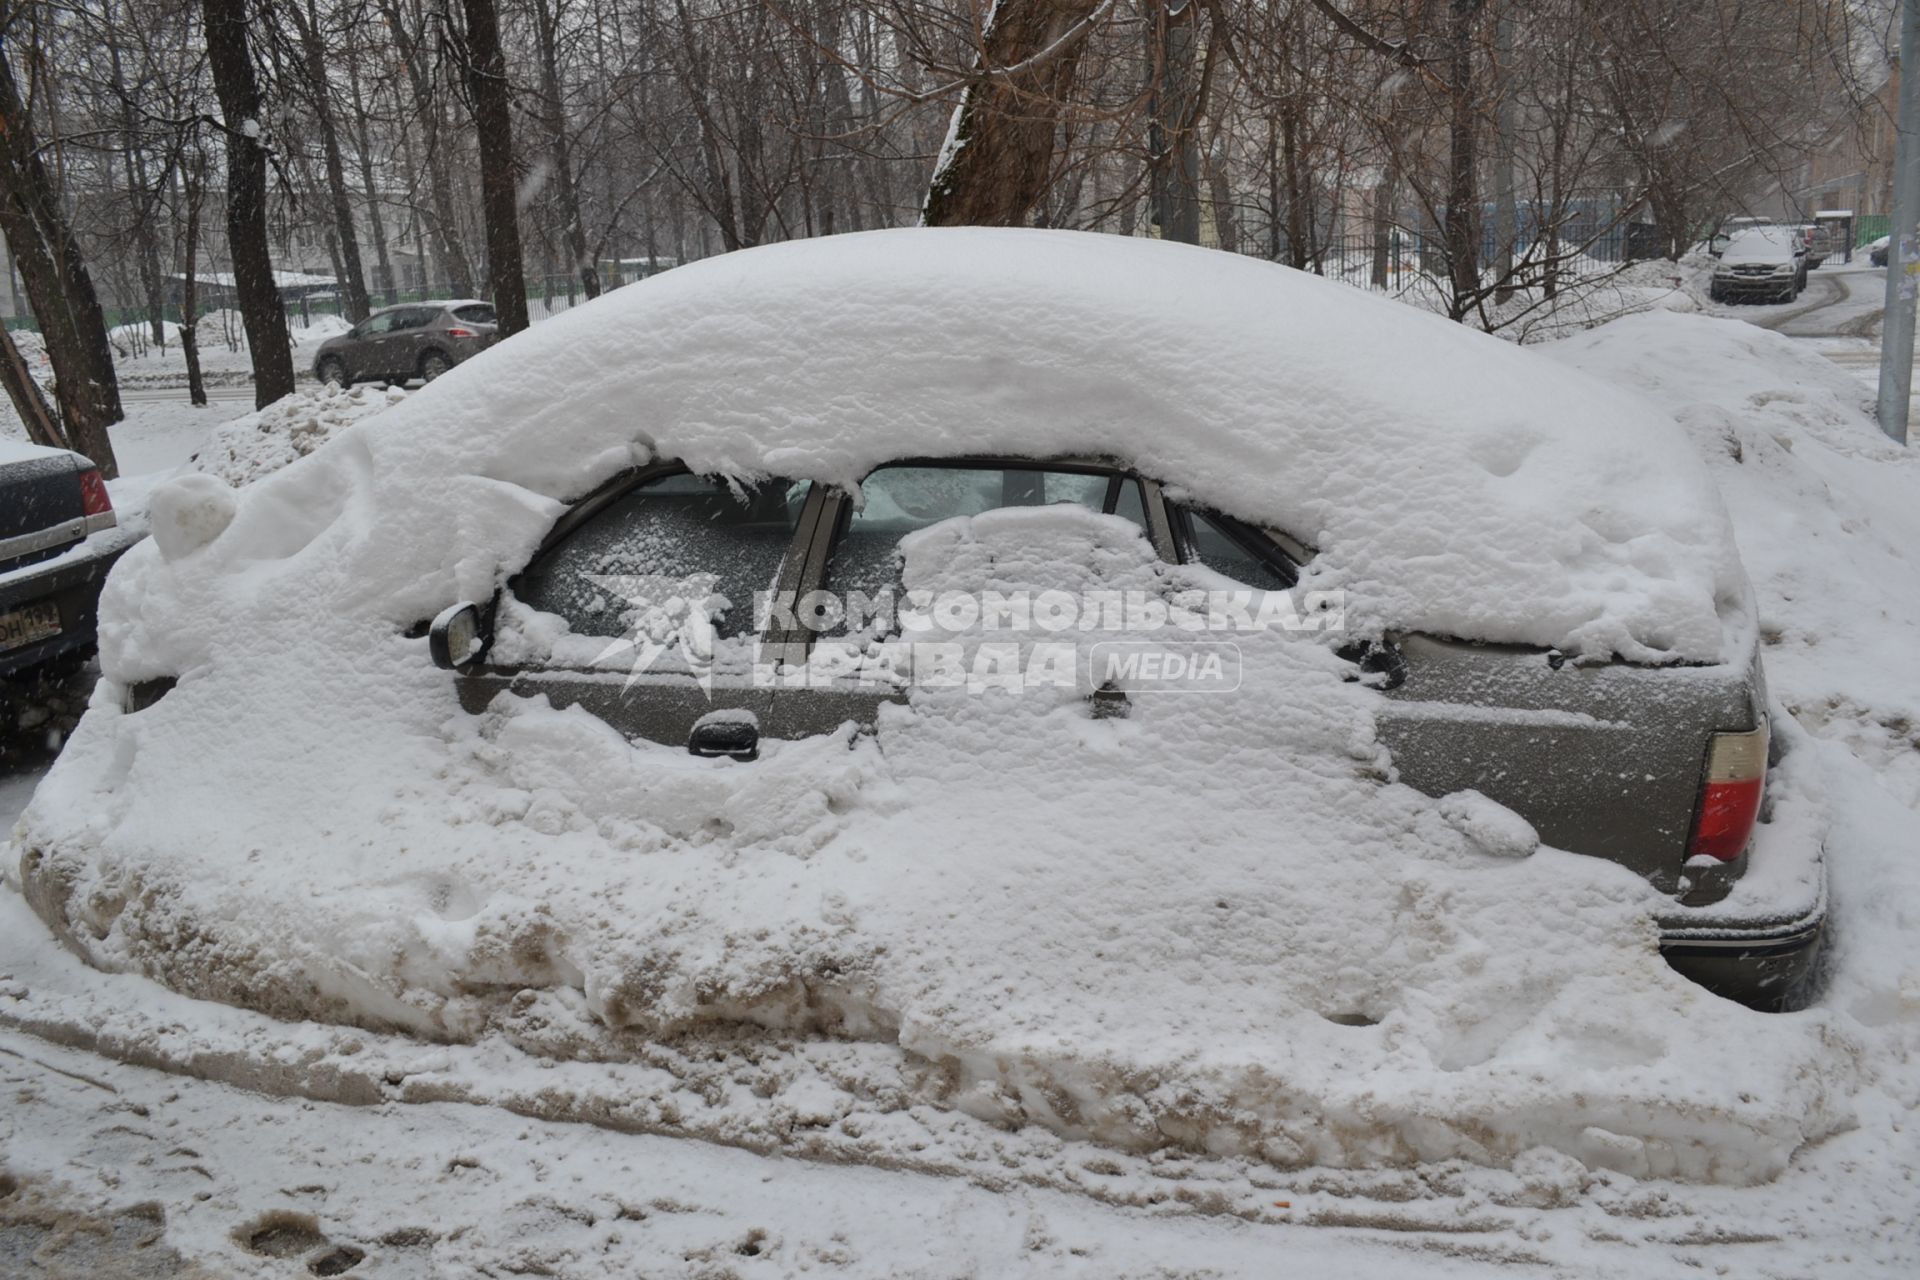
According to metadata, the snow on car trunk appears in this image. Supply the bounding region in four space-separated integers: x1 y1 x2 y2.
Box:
9 231 1844 1186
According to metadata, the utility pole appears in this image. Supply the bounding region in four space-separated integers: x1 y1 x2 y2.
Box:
1877 0 1920 444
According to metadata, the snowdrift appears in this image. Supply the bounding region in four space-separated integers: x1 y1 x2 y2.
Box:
9 234 1868 1186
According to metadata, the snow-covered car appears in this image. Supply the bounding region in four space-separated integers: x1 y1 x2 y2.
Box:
1870 234 1890 268
0 439 123 701
1709 227 1807 304
19 229 1827 1084
312 299 499 388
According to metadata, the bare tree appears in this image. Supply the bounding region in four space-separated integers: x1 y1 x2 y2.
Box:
0 27 122 474
201 0 295 405
456 0 530 332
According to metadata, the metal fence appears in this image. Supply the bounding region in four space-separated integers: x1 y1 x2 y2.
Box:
1268 223 1633 295
1 272 628 336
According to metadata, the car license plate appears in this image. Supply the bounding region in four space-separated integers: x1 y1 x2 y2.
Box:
0 600 61 652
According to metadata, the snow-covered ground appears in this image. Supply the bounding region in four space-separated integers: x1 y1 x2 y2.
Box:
3 238 1918 1276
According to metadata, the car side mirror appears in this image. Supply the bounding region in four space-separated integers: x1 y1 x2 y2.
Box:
430 601 489 671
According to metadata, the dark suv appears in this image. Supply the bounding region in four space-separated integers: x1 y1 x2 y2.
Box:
312 300 499 388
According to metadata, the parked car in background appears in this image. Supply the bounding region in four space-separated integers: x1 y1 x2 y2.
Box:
1709 227 1807 304
1870 235 1891 268
0 440 128 717
312 299 500 388
1800 224 1830 268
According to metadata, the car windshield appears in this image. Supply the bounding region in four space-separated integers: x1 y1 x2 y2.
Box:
452 304 497 325
1722 229 1795 261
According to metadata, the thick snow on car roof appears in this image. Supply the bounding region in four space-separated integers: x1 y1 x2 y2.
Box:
127 227 1740 667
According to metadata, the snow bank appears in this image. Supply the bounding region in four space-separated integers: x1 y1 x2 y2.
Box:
1549 309 1920 1084
189 383 408 488
9 233 1852 1185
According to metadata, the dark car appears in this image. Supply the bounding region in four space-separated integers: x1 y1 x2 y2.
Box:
1870 235 1891 268
1708 227 1807 304
1 440 127 712
312 300 500 388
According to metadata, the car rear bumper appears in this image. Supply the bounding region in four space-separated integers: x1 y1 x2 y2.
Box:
1659 904 1824 1010
1654 783 1828 1010
0 531 133 681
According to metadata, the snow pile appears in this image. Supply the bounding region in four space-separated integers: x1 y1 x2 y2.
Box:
1550 310 1920 1072
1549 312 1920 803
188 383 408 488
7 232 1862 1184
16 500 1851 1183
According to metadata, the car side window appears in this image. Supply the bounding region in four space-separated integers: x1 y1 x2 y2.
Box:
452 304 497 325
1174 507 1299 591
395 308 435 331
359 313 397 337
823 463 1146 599
515 471 810 641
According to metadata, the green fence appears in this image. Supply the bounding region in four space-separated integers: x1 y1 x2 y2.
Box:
1854 214 1891 248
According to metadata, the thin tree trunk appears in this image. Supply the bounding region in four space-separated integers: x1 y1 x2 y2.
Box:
201 0 297 407
1444 0 1486 321
461 0 530 333
1148 0 1202 245
293 0 370 321
381 0 476 297
533 0 598 298
347 57 396 305
180 155 208 407
1492 3 1517 305
0 43 121 475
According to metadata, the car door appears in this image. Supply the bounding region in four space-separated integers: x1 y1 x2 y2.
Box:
346 311 399 381
757 458 1172 740
382 307 435 379
455 466 821 752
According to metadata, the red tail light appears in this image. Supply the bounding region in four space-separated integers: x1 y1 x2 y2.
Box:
1689 724 1768 861
78 468 113 516
445 327 477 338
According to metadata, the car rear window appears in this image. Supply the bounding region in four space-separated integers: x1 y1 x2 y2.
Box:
823 463 1146 599
515 472 809 640
452 304 497 325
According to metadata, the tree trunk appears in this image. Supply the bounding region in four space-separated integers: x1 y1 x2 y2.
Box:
1444 0 1485 321
347 58 396 305
461 0 530 334
180 155 208 408
0 322 66 451
1491 3 1517 305
923 0 1106 227
381 0 476 298
0 43 122 475
293 0 371 322
1147 0 1202 245
201 0 296 408
533 0 598 299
